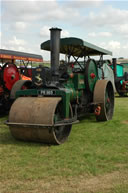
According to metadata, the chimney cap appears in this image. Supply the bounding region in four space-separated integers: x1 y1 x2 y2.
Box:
50 27 62 31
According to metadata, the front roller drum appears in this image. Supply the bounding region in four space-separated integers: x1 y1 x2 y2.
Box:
8 97 72 145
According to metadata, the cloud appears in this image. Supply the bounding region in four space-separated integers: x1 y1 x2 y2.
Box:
99 40 122 57
61 30 70 38
40 26 51 38
4 0 56 1
89 6 128 27
88 32 96 37
108 41 121 50
63 0 104 8
78 5 128 46
0 32 1 47
9 36 26 46
1 36 27 51
40 26 70 38
79 6 128 36
113 24 128 38
2 0 79 23
88 32 112 38
100 40 121 50
122 43 128 49
2 1 128 59
11 22 27 32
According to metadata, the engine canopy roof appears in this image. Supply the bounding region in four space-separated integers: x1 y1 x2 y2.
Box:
41 37 112 57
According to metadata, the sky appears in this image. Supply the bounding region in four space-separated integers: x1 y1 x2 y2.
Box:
1 0 128 60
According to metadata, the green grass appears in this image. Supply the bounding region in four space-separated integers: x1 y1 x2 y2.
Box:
0 97 128 193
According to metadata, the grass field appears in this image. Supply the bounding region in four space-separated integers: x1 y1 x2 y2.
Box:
0 97 128 193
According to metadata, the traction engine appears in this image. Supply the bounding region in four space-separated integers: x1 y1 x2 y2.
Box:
0 49 43 113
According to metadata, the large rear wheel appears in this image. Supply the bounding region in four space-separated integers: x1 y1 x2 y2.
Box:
93 80 114 121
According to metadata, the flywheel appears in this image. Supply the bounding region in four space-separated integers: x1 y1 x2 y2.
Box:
85 59 98 92
2 63 20 91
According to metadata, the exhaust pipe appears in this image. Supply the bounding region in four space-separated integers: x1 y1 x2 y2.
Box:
50 27 62 76
112 58 117 79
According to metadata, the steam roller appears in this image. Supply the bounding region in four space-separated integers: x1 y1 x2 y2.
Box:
7 27 115 145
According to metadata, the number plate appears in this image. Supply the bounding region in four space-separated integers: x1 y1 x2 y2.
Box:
38 90 55 95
